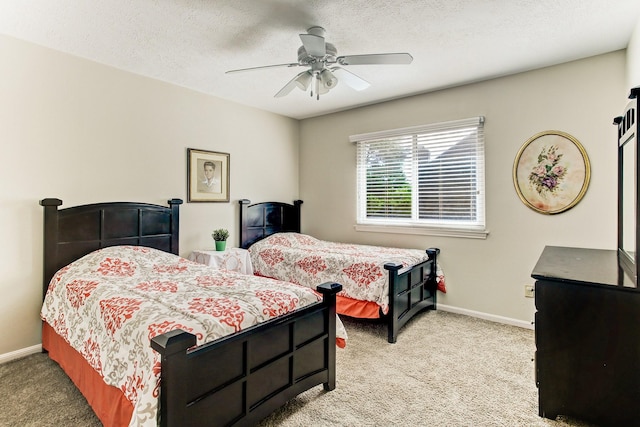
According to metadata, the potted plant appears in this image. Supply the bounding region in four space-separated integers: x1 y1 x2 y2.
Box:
212 228 229 251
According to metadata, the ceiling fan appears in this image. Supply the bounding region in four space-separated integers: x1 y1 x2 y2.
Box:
225 26 413 100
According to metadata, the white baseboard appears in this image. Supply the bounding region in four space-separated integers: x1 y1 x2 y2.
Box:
0 344 42 364
437 304 534 330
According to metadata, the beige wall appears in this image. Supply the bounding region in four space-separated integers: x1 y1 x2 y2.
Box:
0 32 635 357
0 35 300 356
628 18 640 89
299 51 629 325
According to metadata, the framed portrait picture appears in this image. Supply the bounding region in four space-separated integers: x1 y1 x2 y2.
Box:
187 148 230 202
513 131 590 214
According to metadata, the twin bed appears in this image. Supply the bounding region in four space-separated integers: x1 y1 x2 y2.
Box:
39 197 443 426
39 198 341 427
239 199 444 344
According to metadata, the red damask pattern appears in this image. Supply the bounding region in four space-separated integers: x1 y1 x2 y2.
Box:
269 235 293 247
121 362 145 402
259 248 285 267
188 297 245 332
342 262 383 288
136 280 178 293
52 313 68 341
81 337 102 375
257 289 299 317
66 280 99 309
296 255 327 275
99 297 143 336
97 258 136 277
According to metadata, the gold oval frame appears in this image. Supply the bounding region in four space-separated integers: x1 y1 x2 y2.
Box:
512 130 591 214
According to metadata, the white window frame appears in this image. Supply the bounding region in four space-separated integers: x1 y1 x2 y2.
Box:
351 116 488 239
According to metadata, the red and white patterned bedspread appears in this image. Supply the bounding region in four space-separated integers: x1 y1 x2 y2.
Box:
40 245 345 427
249 233 445 314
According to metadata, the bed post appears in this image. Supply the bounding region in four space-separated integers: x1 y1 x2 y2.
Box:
168 199 183 255
150 329 197 427
426 248 440 302
40 198 63 300
384 263 403 344
316 281 342 391
239 199 251 248
293 200 303 232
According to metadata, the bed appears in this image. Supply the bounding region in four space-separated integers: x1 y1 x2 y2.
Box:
39 198 342 427
239 199 444 344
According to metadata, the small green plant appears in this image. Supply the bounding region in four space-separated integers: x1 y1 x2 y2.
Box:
212 228 229 241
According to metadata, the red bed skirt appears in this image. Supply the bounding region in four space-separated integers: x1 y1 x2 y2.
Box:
336 295 384 319
42 322 133 427
42 316 346 425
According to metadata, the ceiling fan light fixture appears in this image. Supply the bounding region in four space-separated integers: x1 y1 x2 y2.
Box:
317 76 330 95
319 69 338 90
294 71 312 90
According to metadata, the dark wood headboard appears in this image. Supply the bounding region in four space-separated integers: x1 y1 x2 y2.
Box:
239 199 302 249
40 198 183 298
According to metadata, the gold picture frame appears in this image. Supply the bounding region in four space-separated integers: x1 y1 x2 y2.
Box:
513 131 590 214
187 148 230 202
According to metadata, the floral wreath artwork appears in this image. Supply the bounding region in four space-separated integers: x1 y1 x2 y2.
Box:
513 130 591 214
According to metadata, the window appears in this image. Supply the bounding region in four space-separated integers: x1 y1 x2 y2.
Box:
352 116 487 238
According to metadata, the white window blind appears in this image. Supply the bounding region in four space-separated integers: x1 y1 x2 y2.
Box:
351 117 486 236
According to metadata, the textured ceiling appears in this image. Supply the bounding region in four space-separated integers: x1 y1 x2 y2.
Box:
1 0 640 119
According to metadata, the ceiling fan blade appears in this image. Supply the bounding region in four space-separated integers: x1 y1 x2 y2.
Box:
299 33 326 57
331 67 370 91
225 62 300 74
337 53 413 66
274 71 309 97
274 78 298 98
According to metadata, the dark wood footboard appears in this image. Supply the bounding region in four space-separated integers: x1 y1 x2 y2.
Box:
151 281 342 427
385 248 439 343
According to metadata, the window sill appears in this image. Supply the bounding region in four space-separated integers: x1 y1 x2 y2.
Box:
354 224 489 239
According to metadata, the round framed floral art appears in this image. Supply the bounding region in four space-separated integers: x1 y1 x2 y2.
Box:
513 130 591 214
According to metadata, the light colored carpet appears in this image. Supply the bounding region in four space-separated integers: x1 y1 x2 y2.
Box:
0 311 596 427
259 311 595 427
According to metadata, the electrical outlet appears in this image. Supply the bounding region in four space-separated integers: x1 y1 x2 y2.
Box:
524 284 535 298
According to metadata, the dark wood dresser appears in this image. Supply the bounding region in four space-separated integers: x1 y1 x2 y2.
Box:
532 245 640 426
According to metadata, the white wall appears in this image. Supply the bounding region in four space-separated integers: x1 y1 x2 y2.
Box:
299 51 628 325
0 34 300 356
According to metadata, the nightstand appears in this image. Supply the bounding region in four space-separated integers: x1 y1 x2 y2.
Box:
188 248 253 275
